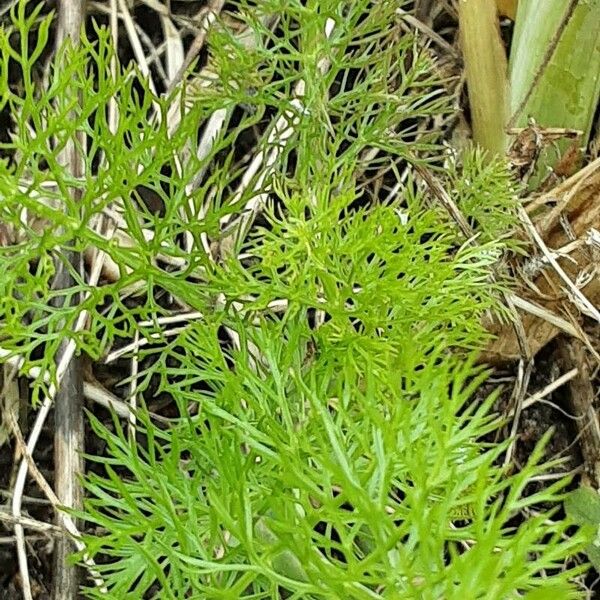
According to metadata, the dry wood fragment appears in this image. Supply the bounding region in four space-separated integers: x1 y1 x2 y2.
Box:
482 159 600 363
555 338 600 488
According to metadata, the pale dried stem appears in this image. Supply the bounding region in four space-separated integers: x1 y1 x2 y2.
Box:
506 367 579 418
518 206 600 324
181 11 272 256
128 330 140 438
166 0 226 95
0 510 64 536
116 0 157 95
503 359 532 467
219 18 337 257
12 219 110 599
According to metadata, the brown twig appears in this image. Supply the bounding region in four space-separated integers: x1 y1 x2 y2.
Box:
52 3 87 600
11 2 90 595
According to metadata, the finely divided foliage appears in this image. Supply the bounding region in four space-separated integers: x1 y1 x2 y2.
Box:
0 0 586 598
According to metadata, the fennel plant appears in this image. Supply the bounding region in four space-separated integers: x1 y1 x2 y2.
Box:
0 0 587 597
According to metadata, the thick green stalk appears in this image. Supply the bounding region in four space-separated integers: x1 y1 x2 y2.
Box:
458 0 509 156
